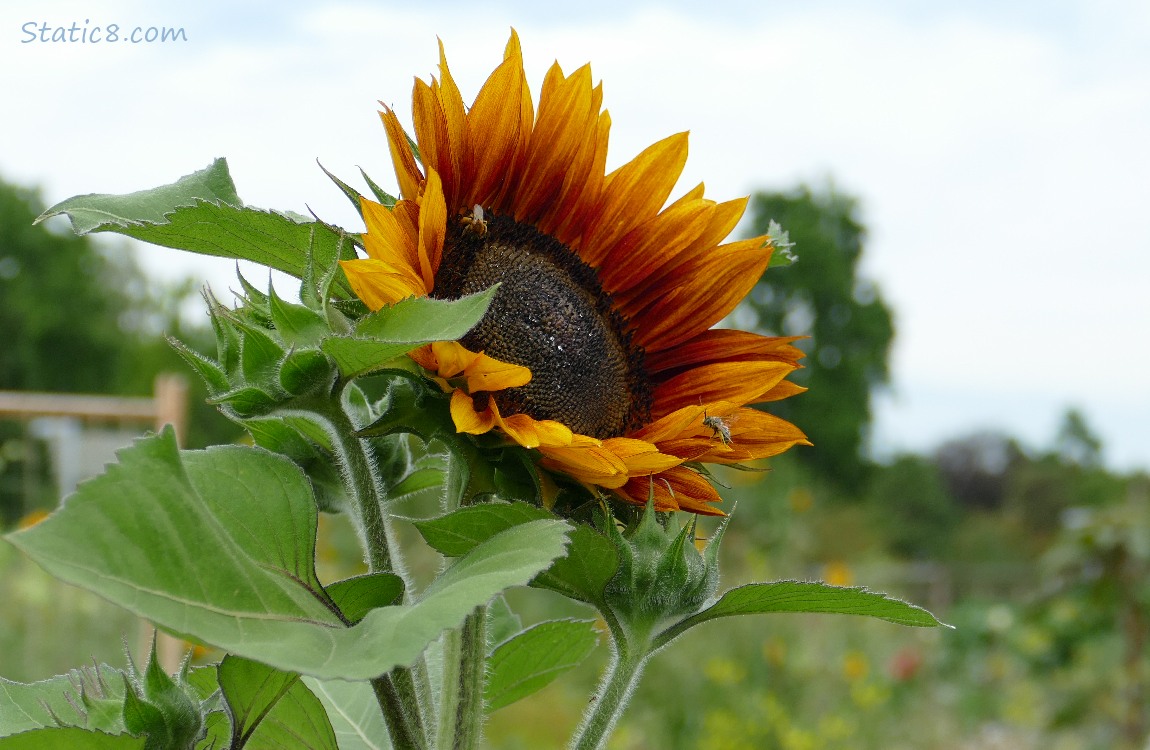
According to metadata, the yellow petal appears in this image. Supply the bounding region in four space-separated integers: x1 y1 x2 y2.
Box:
339 258 425 310
450 389 498 435
360 197 420 274
416 169 447 290
463 352 532 393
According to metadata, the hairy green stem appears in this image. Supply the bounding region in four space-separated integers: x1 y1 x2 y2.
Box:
300 395 428 749
570 629 652 750
435 606 488 750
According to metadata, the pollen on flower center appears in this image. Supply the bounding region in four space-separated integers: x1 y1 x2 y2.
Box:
431 212 652 439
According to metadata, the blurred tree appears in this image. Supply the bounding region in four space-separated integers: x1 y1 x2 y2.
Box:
1054 407 1103 468
0 176 235 525
0 179 144 393
742 185 894 492
934 431 1023 511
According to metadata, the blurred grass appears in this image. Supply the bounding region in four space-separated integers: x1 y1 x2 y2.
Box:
0 540 141 683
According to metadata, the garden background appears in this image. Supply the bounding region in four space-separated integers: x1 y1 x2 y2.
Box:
2 2 1148 748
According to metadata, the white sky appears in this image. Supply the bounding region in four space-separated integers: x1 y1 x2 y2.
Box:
3 0 1148 470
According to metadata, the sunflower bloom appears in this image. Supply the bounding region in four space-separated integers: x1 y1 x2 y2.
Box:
342 32 810 514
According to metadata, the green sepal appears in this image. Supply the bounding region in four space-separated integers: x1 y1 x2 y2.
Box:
234 269 272 322
358 167 397 207
167 337 230 395
278 349 336 397
355 370 454 443
317 160 366 221
235 318 287 386
208 385 280 418
268 283 329 348
205 291 242 375
602 501 720 629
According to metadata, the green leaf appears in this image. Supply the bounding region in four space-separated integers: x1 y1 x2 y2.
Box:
301 679 388 750
766 220 796 268
485 620 600 712
37 160 357 297
415 502 553 558
0 667 127 737
326 573 405 625
675 581 948 632
485 594 523 649
416 503 620 606
0 728 145 749
530 523 619 607
217 656 337 750
7 430 572 681
321 288 498 380
36 158 240 234
355 288 497 342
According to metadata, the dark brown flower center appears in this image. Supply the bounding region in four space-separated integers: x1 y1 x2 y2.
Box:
431 212 651 439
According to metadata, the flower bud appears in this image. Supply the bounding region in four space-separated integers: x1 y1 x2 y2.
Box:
601 500 726 632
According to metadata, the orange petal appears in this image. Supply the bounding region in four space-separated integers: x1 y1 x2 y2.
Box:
423 341 532 392
463 351 532 393
694 408 812 463
379 107 424 201
536 82 605 242
579 132 689 267
515 63 595 226
756 379 808 403
596 198 715 293
555 110 611 248
499 412 574 449
631 403 707 443
437 38 468 208
413 78 454 208
651 360 797 419
463 54 527 210
616 467 724 515
429 340 474 378
646 330 806 376
491 30 535 211
628 236 774 352
600 437 683 475
617 195 749 309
